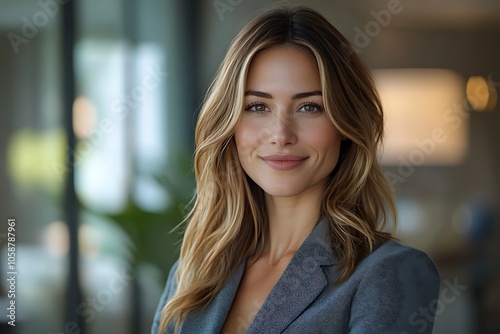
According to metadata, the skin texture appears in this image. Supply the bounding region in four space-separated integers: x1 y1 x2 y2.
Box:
221 46 342 333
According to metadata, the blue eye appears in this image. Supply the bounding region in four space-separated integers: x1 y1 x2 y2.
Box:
245 103 270 113
298 102 323 113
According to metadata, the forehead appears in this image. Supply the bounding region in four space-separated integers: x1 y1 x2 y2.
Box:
245 46 322 93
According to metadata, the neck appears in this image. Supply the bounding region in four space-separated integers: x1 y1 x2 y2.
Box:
261 183 323 263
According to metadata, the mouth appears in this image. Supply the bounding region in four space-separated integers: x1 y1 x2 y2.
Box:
260 154 308 170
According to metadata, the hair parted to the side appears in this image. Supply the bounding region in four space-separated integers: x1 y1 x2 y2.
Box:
158 6 396 333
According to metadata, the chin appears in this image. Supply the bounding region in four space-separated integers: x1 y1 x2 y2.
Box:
259 185 306 198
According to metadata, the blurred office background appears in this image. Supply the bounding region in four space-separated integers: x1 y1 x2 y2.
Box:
0 0 499 333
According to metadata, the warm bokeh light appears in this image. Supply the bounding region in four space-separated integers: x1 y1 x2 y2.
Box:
72 96 97 139
43 221 69 257
373 68 468 165
79 223 101 257
42 221 102 257
466 76 497 112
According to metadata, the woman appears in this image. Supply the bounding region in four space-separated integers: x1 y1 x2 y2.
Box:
152 6 440 334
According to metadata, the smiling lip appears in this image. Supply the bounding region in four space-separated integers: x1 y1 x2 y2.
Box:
261 155 308 170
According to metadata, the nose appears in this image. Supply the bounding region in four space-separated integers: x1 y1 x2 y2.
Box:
267 112 297 146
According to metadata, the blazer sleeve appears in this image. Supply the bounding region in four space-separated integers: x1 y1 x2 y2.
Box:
151 260 180 334
348 246 441 334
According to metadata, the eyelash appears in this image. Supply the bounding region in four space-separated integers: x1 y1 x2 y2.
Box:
244 102 323 113
244 102 269 113
298 102 323 113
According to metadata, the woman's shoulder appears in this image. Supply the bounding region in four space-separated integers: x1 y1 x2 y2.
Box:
348 239 440 288
357 239 440 278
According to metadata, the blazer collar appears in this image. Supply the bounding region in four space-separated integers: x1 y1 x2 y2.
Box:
179 217 336 333
246 217 336 333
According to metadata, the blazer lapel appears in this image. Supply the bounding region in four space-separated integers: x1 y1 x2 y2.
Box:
246 218 336 334
179 260 246 333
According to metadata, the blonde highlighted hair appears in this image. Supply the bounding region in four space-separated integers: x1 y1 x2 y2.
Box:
159 6 396 333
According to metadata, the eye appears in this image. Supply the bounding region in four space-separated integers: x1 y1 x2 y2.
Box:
298 102 323 113
245 102 270 113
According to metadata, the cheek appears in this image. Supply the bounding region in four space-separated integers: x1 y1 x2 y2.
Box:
234 120 265 152
234 124 253 164
234 124 249 152
303 123 342 173
303 123 342 154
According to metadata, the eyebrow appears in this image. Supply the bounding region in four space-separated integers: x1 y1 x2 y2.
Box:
244 90 322 100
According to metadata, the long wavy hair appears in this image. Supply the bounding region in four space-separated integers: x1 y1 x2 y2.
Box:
159 6 396 333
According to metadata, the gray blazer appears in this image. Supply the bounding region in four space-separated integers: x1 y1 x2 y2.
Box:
152 219 440 334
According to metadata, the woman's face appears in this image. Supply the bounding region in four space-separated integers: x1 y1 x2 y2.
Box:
234 46 342 198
